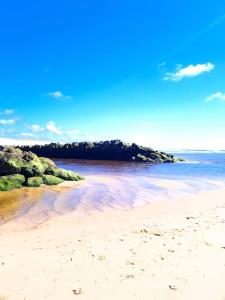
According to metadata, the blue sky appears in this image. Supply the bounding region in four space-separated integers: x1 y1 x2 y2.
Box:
0 0 225 149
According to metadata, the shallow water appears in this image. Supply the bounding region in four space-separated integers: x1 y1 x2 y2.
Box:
0 152 225 225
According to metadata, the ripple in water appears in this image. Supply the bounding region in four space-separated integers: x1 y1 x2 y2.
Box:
1 152 225 225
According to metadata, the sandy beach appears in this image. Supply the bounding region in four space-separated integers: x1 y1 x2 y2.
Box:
1 0 224 298
0 184 225 300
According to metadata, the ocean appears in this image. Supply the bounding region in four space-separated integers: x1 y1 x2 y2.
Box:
1 152 225 224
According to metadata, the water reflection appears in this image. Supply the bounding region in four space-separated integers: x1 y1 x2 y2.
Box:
0 187 46 223
0 183 83 224
0 155 225 225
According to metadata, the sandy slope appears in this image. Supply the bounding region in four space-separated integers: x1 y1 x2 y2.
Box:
0 187 225 300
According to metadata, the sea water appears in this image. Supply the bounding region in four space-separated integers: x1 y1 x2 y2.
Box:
1 152 225 224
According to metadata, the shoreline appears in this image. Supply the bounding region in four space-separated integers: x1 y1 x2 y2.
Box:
1 174 224 227
0 186 225 299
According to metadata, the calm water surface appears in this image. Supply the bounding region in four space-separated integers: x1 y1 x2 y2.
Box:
1 152 225 224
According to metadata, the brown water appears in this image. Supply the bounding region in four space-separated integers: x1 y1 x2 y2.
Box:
0 158 224 225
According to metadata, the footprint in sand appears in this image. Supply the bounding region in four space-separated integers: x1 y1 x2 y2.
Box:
169 284 177 291
124 274 135 279
72 288 84 295
126 261 135 266
129 248 136 255
97 255 106 261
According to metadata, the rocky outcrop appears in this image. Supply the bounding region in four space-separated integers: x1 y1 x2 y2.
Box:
46 167 84 181
19 140 183 163
26 176 43 187
42 175 64 185
0 147 84 191
0 174 25 191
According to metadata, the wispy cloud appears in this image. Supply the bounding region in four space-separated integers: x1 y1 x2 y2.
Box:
65 129 80 136
47 91 72 100
29 124 45 132
21 133 35 137
0 116 82 143
206 92 225 102
0 109 15 115
0 119 16 125
161 14 225 60
158 61 166 68
46 121 62 135
27 122 79 138
164 62 214 82
0 137 50 146
62 129 80 141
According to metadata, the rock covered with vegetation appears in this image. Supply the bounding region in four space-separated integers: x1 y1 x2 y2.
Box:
26 176 43 187
20 140 183 163
0 174 26 191
0 146 84 191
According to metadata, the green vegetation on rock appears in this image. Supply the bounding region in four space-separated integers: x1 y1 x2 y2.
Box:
0 174 25 191
42 175 64 185
47 167 85 181
134 154 154 163
0 147 24 175
0 146 85 191
26 176 43 187
39 157 56 171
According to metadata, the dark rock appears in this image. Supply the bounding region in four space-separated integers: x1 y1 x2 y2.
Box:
19 140 183 163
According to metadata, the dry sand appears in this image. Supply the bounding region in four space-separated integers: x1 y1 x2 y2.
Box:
0 187 225 300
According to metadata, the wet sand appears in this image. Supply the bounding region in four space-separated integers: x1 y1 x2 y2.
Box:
0 178 225 300
1 172 224 227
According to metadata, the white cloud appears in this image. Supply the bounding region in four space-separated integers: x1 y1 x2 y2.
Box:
47 91 71 100
0 119 16 125
46 121 62 135
158 61 166 68
0 137 50 146
0 109 15 115
164 62 215 81
29 124 44 132
206 92 225 102
0 117 82 142
66 129 80 135
26 122 79 138
64 129 80 140
21 133 35 137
